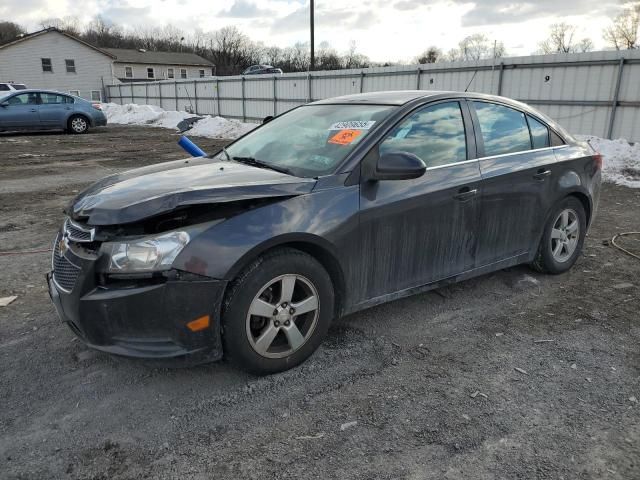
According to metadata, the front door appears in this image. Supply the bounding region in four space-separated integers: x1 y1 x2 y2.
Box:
470 101 558 266
0 92 40 128
357 100 481 302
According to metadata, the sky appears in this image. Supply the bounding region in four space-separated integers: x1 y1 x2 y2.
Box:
0 0 626 62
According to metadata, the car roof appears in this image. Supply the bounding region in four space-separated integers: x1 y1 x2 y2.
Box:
4 89 79 96
312 90 451 106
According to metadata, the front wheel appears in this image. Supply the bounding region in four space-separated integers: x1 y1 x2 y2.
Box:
531 197 587 274
222 248 334 375
68 115 89 134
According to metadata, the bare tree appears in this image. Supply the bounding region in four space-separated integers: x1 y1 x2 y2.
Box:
416 46 442 64
538 22 590 54
603 2 640 49
39 16 81 35
0 21 25 45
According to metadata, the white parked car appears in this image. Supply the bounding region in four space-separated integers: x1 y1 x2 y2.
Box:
0 83 27 98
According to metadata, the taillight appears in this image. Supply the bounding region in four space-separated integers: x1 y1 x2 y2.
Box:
593 153 603 170
91 103 102 110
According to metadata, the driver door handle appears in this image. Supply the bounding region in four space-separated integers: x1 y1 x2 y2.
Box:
30 108 37 112
453 187 477 201
533 169 551 180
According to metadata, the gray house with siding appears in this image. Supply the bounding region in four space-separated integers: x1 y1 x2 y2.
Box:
0 28 214 102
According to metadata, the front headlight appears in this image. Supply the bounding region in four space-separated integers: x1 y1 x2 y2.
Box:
101 231 190 273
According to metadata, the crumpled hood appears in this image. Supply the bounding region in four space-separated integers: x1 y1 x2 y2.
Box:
69 157 316 225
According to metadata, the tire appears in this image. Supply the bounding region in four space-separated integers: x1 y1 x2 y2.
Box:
68 115 89 134
531 196 587 274
222 248 334 375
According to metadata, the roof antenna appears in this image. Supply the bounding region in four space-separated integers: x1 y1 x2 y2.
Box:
464 70 478 92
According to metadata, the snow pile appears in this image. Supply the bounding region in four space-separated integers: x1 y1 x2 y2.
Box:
101 103 256 139
185 115 256 139
577 135 640 188
101 103 193 129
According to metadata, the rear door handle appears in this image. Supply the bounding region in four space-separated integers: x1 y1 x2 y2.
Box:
30 108 37 112
533 169 551 180
453 187 477 201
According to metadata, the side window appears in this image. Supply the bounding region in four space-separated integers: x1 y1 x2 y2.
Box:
124 66 133 78
41 58 52 72
91 91 101 102
65 59 76 73
380 101 467 168
8 93 38 105
474 102 531 156
147 67 155 79
167 68 174 79
41 93 66 104
527 115 550 149
550 130 565 146
180 68 188 79
69 90 80 97
0 84 10 91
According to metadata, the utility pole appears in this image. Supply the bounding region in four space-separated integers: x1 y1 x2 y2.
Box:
310 0 315 71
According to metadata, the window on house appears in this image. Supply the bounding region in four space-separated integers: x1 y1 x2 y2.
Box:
41 58 52 72
65 59 76 73
69 90 80 97
199 69 205 78
125 66 133 78
167 68 174 79
147 68 155 79
91 91 102 102
180 68 187 79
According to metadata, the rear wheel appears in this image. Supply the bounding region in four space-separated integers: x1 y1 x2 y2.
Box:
68 115 89 134
222 248 334 375
531 197 586 274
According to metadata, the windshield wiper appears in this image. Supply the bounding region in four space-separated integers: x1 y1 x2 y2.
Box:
232 156 294 176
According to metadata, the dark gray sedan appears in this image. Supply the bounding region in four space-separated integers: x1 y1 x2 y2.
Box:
48 91 601 374
0 89 107 134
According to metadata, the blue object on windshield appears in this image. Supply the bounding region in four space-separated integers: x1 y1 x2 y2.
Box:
178 135 207 157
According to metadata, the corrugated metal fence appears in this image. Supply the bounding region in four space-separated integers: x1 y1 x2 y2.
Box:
106 49 640 142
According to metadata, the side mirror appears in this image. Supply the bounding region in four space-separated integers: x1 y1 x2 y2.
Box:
374 151 426 181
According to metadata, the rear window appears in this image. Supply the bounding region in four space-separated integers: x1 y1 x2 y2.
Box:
474 102 531 156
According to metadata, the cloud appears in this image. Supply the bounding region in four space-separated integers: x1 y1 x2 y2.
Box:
271 4 379 32
220 0 275 18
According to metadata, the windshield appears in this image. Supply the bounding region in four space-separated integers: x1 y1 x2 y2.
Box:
217 104 397 177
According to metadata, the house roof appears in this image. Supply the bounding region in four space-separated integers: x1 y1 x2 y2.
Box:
102 48 214 67
0 28 117 58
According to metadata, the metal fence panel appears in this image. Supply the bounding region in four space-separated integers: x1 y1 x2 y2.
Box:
105 49 640 141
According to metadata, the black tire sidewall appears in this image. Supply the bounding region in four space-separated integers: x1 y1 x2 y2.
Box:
222 250 334 375
538 197 587 274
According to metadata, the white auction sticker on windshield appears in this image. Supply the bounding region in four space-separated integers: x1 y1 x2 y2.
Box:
329 121 376 130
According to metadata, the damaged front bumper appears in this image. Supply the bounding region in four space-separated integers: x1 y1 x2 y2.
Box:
47 249 226 364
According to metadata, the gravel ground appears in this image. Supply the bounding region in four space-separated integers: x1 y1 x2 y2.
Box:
0 126 639 480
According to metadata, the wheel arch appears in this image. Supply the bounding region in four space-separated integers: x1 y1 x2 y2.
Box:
67 113 92 129
566 191 592 227
225 234 347 318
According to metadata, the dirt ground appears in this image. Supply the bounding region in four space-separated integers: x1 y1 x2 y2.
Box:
0 125 639 480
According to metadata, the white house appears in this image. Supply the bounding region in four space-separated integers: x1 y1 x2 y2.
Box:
0 28 214 102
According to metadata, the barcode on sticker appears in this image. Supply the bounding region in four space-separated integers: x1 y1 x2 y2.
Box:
329 121 375 130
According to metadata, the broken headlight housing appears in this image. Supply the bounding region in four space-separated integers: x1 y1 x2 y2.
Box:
101 231 190 273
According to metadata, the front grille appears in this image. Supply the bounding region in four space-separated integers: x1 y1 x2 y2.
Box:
64 218 94 243
52 234 81 292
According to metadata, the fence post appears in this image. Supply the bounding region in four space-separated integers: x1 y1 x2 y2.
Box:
145 83 148 104
273 75 277 116
241 76 246 122
359 70 364 93
131 84 134 103
308 72 312 102
216 78 221 116
174 81 179 111
497 62 505 96
193 80 198 114
158 82 163 109
607 57 625 140
416 67 421 89
118 83 123 104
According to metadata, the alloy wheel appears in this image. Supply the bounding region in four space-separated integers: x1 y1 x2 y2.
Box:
71 117 87 133
550 208 580 263
245 274 320 359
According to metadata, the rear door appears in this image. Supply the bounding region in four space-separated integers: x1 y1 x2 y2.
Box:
470 100 557 266
0 92 40 128
358 100 481 301
38 92 73 127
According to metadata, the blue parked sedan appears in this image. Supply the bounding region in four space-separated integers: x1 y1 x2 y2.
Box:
0 89 107 134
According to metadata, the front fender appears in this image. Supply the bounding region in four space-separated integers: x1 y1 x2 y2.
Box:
172 185 360 282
